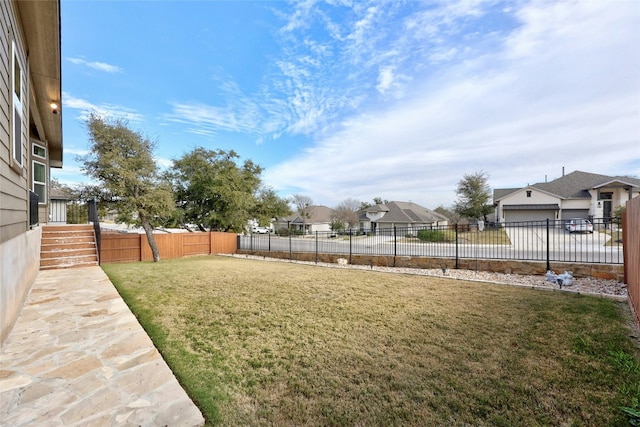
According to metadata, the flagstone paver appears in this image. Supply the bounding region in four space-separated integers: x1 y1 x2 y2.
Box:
0 266 204 427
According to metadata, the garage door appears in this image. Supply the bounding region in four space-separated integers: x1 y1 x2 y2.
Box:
561 209 589 220
504 210 556 222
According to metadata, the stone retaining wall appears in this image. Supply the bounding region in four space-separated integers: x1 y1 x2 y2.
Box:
237 250 624 282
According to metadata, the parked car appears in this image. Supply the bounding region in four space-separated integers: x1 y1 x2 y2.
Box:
252 226 271 234
565 218 593 234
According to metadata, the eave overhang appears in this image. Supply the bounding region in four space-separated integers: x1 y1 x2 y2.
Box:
16 0 63 167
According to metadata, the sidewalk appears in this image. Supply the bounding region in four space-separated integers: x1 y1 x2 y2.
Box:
0 266 204 426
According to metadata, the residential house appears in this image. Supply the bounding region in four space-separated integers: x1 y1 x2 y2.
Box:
359 201 449 234
493 170 640 223
1 0 62 344
274 205 335 234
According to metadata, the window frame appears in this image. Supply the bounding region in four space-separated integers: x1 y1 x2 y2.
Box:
32 160 47 205
10 39 25 172
33 142 47 159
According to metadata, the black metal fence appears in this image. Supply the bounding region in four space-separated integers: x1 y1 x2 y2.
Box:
239 218 623 266
29 191 39 227
87 199 102 265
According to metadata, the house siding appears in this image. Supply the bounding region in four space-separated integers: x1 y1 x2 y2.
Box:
1 0 29 245
495 171 640 222
497 189 561 222
0 0 61 346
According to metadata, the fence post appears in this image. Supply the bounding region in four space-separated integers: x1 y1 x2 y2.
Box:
349 230 352 264
455 223 459 269
289 231 292 260
393 226 397 267
315 231 318 264
268 231 271 252
546 219 550 272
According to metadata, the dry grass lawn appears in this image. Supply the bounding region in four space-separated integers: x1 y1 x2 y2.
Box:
103 256 639 426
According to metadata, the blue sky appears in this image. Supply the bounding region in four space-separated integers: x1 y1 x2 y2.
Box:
55 0 640 209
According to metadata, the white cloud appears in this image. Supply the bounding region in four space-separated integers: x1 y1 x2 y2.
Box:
63 147 89 156
163 101 260 135
376 67 395 94
63 92 143 122
170 1 491 141
67 57 123 73
264 0 640 208
154 157 173 170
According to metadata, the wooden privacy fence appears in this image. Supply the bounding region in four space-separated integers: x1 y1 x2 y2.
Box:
100 231 237 264
623 196 640 327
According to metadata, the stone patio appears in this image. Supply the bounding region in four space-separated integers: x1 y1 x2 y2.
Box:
0 266 204 426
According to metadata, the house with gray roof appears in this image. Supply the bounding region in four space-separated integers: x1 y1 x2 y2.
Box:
493 170 640 223
274 205 335 234
359 201 448 233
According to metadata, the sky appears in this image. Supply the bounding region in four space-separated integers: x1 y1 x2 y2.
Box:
55 0 640 210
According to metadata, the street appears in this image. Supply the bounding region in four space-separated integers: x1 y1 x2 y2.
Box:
240 227 623 264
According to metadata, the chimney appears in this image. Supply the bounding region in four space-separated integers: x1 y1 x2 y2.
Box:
562 167 565 177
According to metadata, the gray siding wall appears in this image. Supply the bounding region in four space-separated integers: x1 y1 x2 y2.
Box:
1 0 29 244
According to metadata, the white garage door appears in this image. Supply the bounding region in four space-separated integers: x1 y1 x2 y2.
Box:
504 210 556 222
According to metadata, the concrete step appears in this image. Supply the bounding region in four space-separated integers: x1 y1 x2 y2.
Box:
42 231 95 238
41 241 96 251
39 261 99 270
40 225 99 270
41 247 98 259
42 233 95 245
41 236 96 250
42 225 94 232
40 254 99 269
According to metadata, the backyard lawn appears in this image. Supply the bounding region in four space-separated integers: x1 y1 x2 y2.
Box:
103 256 639 427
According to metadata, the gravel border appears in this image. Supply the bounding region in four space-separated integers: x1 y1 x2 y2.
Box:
225 254 628 299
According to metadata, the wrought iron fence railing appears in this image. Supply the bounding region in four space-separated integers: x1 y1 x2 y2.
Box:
29 191 39 227
61 198 102 265
239 218 623 266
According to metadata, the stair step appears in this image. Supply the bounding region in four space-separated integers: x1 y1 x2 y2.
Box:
40 254 98 268
42 231 95 238
42 225 94 232
41 242 96 251
42 236 95 245
40 260 99 270
40 225 99 270
41 248 98 259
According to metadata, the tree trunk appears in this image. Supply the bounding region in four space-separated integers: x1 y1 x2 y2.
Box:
140 214 161 262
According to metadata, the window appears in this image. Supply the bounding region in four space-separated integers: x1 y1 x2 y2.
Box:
526 190 532 198
33 143 47 159
33 161 46 204
11 41 24 168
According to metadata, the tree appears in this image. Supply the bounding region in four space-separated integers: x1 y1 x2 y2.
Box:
359 197 389 210
80 114 174 262
453 171 493 221
71 183 115 224
252 187 291 227
434 205 460 223
169 148 263 232
332 198 361 230
292 194 313 233
50 178 74 195
373 197 388 205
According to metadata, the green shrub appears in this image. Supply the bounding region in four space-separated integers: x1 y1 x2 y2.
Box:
417 229 454 242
